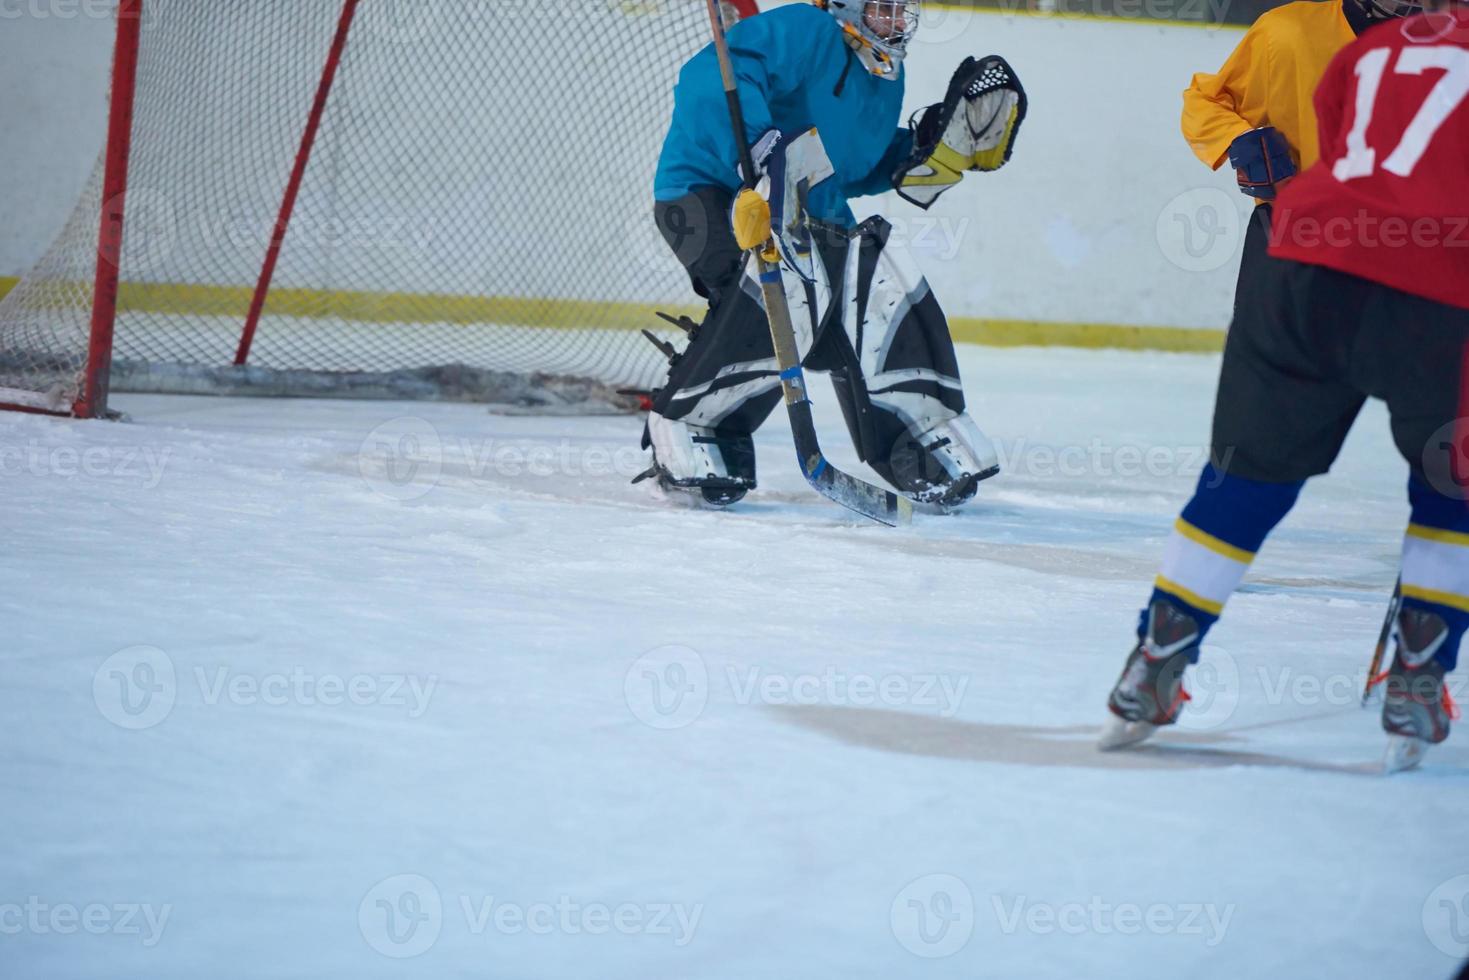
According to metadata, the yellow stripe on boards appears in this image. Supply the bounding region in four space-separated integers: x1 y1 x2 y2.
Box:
0 276 1227 352
949 318 1224 352
922 0 1249 33
1406 523 1469 550
117 282 707 332
1153 575 1226 616
1173 517 1255 564
1401 584 1469 614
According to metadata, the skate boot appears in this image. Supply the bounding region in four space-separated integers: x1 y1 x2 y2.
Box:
634 410 756 507
887 415 1000 508
1099 598 1200 750
1382 608 1457 773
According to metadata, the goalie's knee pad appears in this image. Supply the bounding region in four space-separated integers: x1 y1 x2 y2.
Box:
886 413 1000 507
636 410 756 507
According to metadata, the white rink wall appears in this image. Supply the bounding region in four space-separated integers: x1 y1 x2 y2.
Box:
0 1 1252 334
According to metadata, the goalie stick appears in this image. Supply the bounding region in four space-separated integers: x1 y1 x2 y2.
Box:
701 0 912 527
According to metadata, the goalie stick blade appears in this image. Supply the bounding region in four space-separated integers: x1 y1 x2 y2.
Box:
782 382 912 527
749 253 909 527
801 451 913 527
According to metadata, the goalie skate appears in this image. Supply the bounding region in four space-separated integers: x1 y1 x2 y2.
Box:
634 410 756 507
887 415 1000 508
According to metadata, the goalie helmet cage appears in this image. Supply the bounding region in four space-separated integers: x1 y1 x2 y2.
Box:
0 0 722 419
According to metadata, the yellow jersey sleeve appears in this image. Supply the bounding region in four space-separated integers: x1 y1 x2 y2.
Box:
1180 1 1357 173
1182 21 1271 170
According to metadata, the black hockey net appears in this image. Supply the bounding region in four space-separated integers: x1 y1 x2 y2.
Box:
0 0 716 414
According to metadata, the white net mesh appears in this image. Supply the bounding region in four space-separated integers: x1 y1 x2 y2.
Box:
0 0 712 413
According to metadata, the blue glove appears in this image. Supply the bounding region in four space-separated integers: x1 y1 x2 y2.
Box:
1227 127 1296 200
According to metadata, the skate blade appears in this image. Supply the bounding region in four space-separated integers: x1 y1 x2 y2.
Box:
646 478 747 511
1383 734 1429 774
1098 714 1157 751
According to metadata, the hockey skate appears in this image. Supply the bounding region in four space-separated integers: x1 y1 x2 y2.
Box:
634 410 756 507
886 415 1000 509
1381 608 1456 774
1099 599 1199 751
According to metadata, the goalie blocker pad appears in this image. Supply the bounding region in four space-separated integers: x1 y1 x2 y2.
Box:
894 54 1028 210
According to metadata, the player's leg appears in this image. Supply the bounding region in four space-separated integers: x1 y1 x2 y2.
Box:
641 187 782 505
809 216 999 507
1102 257 1370 747
1230 204 1275 321
1352 285 1469 768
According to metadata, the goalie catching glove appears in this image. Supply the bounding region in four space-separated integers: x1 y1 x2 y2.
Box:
894 55 1027 209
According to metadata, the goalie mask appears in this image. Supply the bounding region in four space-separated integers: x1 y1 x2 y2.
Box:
816 0 920 79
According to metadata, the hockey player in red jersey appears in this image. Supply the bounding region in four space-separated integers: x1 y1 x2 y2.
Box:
1103 0 1469 772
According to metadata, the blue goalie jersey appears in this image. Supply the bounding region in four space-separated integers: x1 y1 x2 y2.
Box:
653 3 913 227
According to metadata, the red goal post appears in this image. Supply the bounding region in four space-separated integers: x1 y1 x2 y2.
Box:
0 0 730 418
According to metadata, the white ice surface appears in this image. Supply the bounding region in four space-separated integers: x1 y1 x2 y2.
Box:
3 346 1467 979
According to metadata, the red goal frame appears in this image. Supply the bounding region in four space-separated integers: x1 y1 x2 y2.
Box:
6 0 362 420
4 0 753 420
